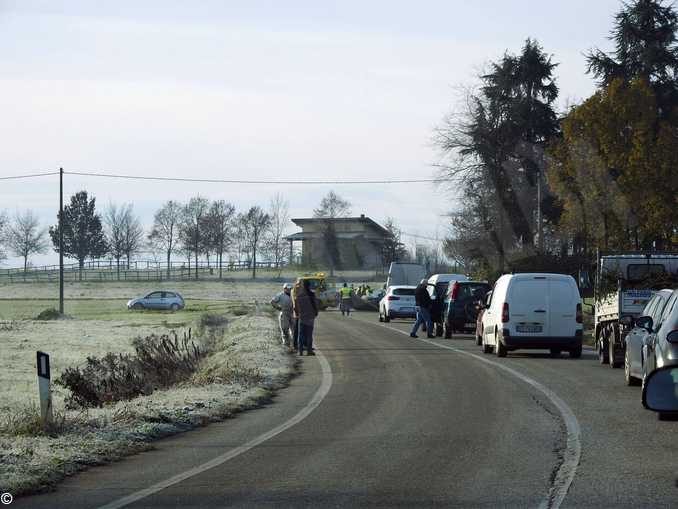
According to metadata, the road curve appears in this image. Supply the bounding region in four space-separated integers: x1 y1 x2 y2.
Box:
16 311 565 508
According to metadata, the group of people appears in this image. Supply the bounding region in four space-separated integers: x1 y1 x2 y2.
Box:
410 279 435 339
270 280 318 356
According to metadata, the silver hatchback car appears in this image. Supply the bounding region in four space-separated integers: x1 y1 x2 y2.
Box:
127 291 185 311
642 288 678 382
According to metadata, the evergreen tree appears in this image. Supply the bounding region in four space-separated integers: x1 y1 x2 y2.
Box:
49 191 107 279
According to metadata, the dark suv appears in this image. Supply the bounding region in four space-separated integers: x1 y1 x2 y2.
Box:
443 281 491 338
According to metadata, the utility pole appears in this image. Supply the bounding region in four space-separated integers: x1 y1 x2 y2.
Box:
536 169 542 254
59 167 64 315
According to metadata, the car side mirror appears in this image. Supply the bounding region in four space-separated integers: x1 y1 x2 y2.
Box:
635 315 653 332
642 366 678 413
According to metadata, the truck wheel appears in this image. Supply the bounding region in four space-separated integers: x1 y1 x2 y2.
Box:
597 331 609 364
609 339 622 369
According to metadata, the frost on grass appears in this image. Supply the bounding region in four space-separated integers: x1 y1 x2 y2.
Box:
0 314 295 497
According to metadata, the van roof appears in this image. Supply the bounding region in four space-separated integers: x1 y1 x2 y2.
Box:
428 274 469 284
507 273 575 281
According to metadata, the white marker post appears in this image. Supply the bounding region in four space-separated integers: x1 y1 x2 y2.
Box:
36 351 53 426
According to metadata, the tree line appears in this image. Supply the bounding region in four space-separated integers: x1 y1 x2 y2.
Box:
438 0 678 278
0 191 290 280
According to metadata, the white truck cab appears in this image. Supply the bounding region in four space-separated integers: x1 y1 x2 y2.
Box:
481 273 583 358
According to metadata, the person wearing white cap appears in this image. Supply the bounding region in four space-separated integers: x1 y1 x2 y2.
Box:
271 283 295 348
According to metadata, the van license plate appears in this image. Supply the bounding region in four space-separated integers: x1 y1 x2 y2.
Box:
517 324 542 333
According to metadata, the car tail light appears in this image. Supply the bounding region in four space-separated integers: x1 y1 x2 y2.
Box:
449 282 460 300
576 303 583 324
502 302 509 323
387 296 400 301
667 330 678 344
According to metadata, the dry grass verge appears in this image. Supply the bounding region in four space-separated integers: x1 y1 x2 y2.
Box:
0 313 296 498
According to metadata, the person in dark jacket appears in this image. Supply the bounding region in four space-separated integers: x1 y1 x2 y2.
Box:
411 279 434 338
293 279 319 355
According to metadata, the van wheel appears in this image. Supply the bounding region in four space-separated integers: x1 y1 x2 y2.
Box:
570 345 582 359
624 349 640 386
495 333 507 358
609 340 622 369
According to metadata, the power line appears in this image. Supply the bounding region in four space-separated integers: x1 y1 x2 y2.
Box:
64 170 440 185
0 171 60 181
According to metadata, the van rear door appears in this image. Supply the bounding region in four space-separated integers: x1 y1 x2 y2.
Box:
508 277 549 337
548 279 578 338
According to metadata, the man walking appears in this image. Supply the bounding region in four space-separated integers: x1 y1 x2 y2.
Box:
270 283 294 349
411 279 434 339
293 279 318 355
339 282 353 316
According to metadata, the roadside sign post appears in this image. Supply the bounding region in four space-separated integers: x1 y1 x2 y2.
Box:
37 351 53 425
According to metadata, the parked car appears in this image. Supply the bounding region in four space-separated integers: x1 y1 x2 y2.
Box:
623 289 673 386
127 291 185 311
639 289 678 392
427 274 470 337
480 273 583 358
444 280 491 338
379 286 417 322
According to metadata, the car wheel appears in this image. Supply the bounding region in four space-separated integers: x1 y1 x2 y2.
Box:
624 349 641 386
170 303 179 312
550 348 561 358
132 303 144 310
495 332 507 358
569 345 582 359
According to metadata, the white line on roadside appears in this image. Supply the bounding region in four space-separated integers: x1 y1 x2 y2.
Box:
375 323 580 509
98 351 334 509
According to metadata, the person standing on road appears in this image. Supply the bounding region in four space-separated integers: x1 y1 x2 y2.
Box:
293 279 319 355
270 283 294 349
339 282 353 316
411 279 434 339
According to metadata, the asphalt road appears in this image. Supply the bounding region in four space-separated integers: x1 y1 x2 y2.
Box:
15 311 678 508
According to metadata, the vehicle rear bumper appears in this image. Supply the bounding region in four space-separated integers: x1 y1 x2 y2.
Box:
388 309 417 318
502 330 583 350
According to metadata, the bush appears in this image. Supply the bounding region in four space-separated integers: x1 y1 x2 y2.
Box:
55 331 205 409
35 308 62 321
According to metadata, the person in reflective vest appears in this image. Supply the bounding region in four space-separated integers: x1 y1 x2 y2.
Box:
339 282 353 316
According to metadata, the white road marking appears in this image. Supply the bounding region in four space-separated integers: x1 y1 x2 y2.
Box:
98 351 333 509
376 323 581 509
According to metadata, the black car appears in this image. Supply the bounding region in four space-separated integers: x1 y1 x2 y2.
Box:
444 281 491 338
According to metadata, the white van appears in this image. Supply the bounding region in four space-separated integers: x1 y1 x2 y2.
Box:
427 274 469 297
481 273 583 358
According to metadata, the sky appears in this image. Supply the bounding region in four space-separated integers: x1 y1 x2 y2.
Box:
0 0 623 267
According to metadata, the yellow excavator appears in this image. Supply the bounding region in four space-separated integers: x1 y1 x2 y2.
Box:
297 272 338 310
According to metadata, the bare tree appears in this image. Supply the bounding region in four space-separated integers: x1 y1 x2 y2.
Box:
121 205 144 267
148 200 182 279
6 209 48 273
104 203 126 279
265 193 290 271
239 206 272 279
313 191 352 275
180 196 209 280
203 200 236 279
0 211 7 263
